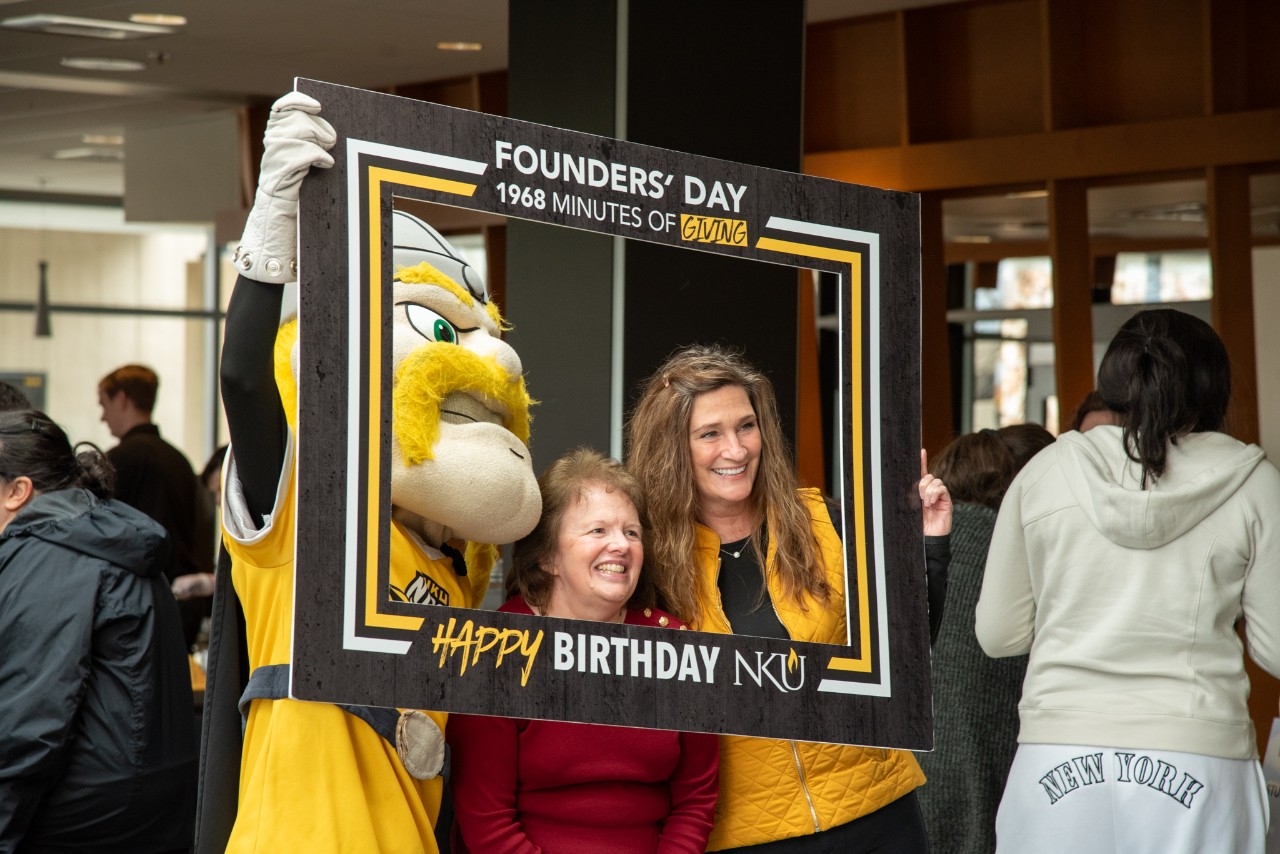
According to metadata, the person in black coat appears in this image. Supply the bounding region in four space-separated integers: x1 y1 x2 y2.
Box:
0 409 197 853
98 363 213 649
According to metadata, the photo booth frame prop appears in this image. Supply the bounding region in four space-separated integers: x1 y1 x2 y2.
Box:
293 78 931 749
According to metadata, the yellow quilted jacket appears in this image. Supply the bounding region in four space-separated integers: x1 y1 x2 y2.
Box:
692 489 925 850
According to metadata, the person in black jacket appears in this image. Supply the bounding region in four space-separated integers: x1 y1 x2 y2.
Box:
98 363 213 649
0 409 197 853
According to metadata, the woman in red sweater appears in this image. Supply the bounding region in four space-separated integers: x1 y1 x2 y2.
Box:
447 448 719 853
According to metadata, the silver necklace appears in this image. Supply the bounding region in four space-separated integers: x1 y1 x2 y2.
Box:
720 537 750 560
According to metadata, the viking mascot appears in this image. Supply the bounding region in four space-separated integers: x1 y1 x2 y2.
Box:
201 92 541 853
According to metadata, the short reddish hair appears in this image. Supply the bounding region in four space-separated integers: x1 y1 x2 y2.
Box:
99 364 158 413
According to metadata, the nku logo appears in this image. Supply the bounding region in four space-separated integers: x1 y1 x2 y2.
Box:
733 647 805 693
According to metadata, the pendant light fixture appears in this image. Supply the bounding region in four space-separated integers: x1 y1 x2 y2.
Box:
35 179 52 338
35 260 51 337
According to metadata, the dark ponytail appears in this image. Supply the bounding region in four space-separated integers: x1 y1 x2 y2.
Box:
1096 309 1230 486
0 410 116 499
73 442 116 498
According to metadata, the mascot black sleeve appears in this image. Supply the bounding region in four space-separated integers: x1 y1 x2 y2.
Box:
219 275 289 523
194 273 288 854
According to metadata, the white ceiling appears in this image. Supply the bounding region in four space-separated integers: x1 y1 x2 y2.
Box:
1 0 1271 242
0 0 969 199
0 0 513 198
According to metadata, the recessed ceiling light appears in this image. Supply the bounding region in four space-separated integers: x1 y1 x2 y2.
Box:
129 13 187 26
1004 189 1048 200
51 146 126 161
436 41 482 51
3 14 177 39
81 133 125 145
61 56 147 71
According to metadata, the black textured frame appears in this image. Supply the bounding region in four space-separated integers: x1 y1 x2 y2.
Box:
292 78 929 748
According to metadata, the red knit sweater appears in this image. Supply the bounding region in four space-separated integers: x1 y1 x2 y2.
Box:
447 596 719 853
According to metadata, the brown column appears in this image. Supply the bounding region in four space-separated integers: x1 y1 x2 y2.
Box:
920 191 951 455
1207 164 1258 443
1048 177 1094 419
481 224 507 317
796 272 826 492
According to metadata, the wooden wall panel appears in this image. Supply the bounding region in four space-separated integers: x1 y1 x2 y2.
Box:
903 0 1043 143
1043 0 1088 130
390 71 508 115
807 0 1279 144
1241 1 1280 111
1209 0 1280 114
805 15 903 151
805 109 1280 192
1073 0 1204 125
1207 0 1250 114
392 75 482 110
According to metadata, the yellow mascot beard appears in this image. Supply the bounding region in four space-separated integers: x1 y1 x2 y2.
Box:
390 343 536 602
388 338 541 547
271 262 542 549
392 341 533 466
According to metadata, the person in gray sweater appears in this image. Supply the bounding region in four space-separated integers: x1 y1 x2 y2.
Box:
919 424 1053 854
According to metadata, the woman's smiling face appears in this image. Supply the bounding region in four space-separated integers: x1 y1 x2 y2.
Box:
688 384 761 519
543 482 643 623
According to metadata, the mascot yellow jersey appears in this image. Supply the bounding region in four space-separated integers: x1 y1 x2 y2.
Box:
224 442 465 852
218 205 540 854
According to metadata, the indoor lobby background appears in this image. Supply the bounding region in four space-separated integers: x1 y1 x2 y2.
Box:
1 0 1277 740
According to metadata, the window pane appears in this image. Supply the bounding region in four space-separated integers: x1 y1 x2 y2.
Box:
975 257 1053 310
970 318 1029 430
1110 251 1211 304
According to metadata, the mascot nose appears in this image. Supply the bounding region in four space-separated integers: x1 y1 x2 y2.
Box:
472 330 524 379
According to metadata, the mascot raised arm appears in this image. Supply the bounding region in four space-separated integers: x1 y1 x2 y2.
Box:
211 91 541 853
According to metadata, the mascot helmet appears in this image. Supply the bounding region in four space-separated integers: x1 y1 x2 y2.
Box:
393 211 487 303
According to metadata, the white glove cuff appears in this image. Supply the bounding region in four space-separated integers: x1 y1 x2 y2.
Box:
234 188 298 284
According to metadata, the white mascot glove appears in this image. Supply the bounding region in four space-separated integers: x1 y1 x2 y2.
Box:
234 91 337 284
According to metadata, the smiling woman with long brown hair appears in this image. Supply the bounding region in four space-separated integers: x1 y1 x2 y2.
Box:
626 344 952 853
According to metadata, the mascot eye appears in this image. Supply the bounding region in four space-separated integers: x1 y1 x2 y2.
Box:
402 303 459 344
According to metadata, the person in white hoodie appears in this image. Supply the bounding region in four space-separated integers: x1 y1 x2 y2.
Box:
976 308 1280 854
